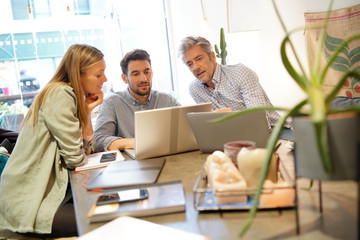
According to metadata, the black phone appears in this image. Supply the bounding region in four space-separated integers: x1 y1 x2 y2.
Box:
96 189 149 206
100 152 117 163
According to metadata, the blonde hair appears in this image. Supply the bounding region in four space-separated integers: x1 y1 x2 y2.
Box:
24 44 104 130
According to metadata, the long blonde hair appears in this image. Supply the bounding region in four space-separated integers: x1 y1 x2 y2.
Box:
24 44 104 129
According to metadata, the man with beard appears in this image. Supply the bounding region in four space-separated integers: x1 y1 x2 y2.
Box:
178 36 291 131
94 49 180 152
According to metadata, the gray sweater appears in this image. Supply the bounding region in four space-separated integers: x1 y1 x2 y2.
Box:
94 89 180 152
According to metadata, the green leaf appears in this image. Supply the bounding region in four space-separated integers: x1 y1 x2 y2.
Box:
238 99 307 238
328 104 360 114
301 179 314 191
324 51 350 72
220 28 225 47
324 33 360 73
321 33 360 83
350 69 360 90
326 70 360 105
214 44 219 55
281 36 308 90
308 86 326 124
313 118 331 173
325 33 349 53
208 106 290 124
350 46 360 66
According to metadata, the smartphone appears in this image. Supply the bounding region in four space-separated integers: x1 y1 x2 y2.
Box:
96 189 149 206
100 152 117 163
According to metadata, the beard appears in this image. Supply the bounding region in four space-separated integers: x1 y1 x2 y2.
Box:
129 84 151 97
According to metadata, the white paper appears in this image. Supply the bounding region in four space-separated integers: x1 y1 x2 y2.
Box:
75 150 125 171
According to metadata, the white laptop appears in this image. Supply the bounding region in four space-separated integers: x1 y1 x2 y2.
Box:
125 102 212 160
186 111 271 153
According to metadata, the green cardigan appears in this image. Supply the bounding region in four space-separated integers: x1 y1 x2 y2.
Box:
0 85 94 234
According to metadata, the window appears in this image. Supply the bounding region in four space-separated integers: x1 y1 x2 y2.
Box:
11 0 29 20
74 0 90 15
104 0 173 93
32 0 51 18
1 0 174 131
11 0 51 20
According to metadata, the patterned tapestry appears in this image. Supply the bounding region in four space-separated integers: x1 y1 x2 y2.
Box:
304 4 360 98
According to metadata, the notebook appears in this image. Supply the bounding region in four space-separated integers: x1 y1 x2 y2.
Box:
86 157 166 191
186 111 270 153
87 181 186 223
75 150 124 171
125 102 212 160
79 216 209 240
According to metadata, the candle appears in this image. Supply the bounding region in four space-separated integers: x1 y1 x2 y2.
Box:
237 148 278 189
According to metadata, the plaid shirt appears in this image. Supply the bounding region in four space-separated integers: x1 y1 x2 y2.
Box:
189 63 288 129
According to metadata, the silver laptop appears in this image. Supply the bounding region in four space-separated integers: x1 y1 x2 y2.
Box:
186 111 270 153
125 102 212 160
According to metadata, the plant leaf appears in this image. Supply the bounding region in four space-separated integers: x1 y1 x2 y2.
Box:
325 33 349 53
328 104 360 114
312 1 334 78
281 36 308 90
326 70 360 105
325 53 350 72
239 100 307 238
321 33 360 83
214 44 219 55
313 118 331 173
350 46 360 66
301 179 314 191
208 106 290 124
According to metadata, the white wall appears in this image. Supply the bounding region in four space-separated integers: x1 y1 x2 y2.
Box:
166 0 359 108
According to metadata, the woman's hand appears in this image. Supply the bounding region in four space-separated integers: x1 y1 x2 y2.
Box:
86 92 104 112
82 92 104 148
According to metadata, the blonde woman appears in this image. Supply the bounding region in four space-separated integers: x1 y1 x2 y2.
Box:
0 44 107 237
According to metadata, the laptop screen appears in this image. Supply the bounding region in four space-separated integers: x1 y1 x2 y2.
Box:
186 111 271 153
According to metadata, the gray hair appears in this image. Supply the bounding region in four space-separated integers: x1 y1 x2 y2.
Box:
178 36 213 63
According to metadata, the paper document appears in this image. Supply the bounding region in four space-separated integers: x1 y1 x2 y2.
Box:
75 150 125 171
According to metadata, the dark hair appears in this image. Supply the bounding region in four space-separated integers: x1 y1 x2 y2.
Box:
120 49 151 76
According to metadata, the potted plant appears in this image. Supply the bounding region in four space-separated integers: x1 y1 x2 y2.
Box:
211 0 360 237
214 27 227 65
0 101 27 132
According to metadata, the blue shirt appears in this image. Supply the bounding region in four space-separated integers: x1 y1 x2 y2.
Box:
94 89 180 152
189 63 284 128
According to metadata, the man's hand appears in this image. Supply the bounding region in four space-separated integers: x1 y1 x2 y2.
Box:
108 138 135 150
214 107 232 112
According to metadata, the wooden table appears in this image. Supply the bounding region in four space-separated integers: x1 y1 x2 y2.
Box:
70 145 358 240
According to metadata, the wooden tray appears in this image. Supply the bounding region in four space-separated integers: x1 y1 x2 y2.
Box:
192 166 296 211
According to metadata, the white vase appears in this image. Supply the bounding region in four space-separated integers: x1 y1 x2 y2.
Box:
236 148 278 189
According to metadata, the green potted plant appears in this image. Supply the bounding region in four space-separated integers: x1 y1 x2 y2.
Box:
0 102 27 132
211 0 360 237
214 27 227 65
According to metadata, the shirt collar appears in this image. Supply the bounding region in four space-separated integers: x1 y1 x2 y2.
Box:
125 88 152 106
